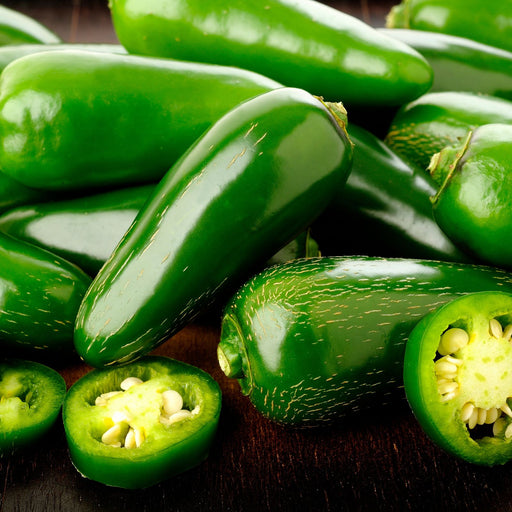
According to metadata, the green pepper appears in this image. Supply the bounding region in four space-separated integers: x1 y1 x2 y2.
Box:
0 358 66 454
108 0 433 108
0 185 320 276
428 123 512 269
385 91 512 171
217 256 512 425
0 43 126 73
380 28 512 101
0 171 53 215
386 0 512 54
312 123 468 263
0 49 281 191
0 231 91 358
74 87 353 368
404 291 512 465
62 355 221 489
0 5 61 46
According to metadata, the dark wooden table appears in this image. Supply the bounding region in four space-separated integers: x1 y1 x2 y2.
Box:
2 1 512 511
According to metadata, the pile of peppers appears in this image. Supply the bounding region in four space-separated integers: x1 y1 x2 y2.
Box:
2 0 512 489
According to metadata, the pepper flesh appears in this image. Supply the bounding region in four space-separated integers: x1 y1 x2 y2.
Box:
404 291 512 465
62 356 221 489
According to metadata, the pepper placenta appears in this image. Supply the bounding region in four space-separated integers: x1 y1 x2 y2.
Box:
404 291 512 465
0 49 281 191
62 355 221 488
0 358 66 454
380 28 512 101
386 0 512 54
429 123 512 269
0 231 91 358
385 91 512 171
74 87 353 368
312 123 468 262
0 5 61 46
217 256 512 425
109 0 433 108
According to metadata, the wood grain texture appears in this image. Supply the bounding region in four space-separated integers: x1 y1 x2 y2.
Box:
1 1 512 511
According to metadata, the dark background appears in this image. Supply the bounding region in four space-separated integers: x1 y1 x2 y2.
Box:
2 1 512 511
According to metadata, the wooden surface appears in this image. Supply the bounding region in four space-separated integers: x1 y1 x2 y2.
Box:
2 1 512 511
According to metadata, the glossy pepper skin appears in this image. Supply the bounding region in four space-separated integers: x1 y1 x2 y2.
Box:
312 123 468 263
109 0 433 108
404 291 512 465
0 49 281 191
74 88 353 368
0 359 66 454
429 124 512 269
0 231 91 358
0 5 61 46
0 186 319 277
387 0 512 54
380 28 512 101
0 171 53 215
385 92 512 171
0 43 126 73
62 356 221 489
217 256 512 426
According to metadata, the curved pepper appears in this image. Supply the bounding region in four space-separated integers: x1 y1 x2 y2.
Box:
0 49 281 191
217 256 512 425
380 28 512 101
0 358 66 454
109 0 432 108
404 291 512 465
387 0 512 54
0 5 60 46
62 356 221 488
429 123 512 269
0 231 91 358
0 43 126 73
312 123 468 263
0 171 53 215
385 91 512 171
74 87 353 368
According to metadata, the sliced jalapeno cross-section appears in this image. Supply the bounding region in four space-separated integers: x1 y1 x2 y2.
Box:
62 356 222 488
404 291 512 465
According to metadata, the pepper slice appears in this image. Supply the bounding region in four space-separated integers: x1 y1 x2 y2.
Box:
404 291 512 465
0 359 66 454
62 356 222 489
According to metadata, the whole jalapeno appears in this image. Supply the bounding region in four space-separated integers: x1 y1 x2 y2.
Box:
0 231 91 358
109 0 433 108
0 5 60 46
0 358 66 455
387 0 512 54
0 49 281 191
218 256 512 425
428 123 512 269
404 291 512 465
74 88 353 368
385 91 512 171
62 356 221 489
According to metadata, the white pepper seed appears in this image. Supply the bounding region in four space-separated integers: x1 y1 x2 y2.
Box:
162 390 184 417
438 328 469 356
461 402 475 423
468 408 479 429
485 408 500 424
505 423 512 439
102 424 124 445
490 318 504 339
477 407 487 426
120 377 143 391
504 324 512 341
438 381 458 395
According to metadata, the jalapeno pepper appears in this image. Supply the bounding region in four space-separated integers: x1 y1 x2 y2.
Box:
217 256 512 425
109 0 433 108
0 43 126 73
312 123 468 262
404 291 512 465
0 231 91 358
0 49 281 191
386 0 512 54
62 356 221 489
380 28 512 101
429 123 512 269
0 358 66 454
385 91 512 171
74 87 353 368
0 171 53 215
0 5 61 46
